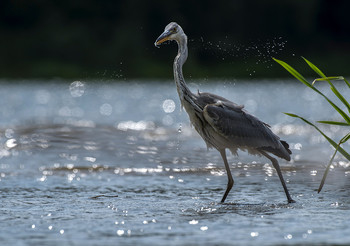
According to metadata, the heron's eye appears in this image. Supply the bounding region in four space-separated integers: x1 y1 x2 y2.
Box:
171 27 177 33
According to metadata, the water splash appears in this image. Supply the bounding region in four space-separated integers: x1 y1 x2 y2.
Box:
178 123 182 133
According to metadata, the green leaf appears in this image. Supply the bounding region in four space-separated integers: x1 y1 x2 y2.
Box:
283 112 299 118
302 57 326 78
310 85 350 123
305 60 350 113
340 132 350 144
286 113 350 161
273 58 310 86
278 57 350 193
330 86 350 113
344 78 350 88
312 88 350 124
317 121 350 126
312 76 344 86
274 58 350 124
318 143 339 193
312 76 350 113
327 101 350 124
301 58 350 114
318 132 350 193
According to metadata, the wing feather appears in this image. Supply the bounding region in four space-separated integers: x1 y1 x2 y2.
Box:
190 91 291 160
202 101 291 160
204 103 277 146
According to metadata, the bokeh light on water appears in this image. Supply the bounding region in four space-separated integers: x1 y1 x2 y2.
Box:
69 81 85 97
162 99 176 113
0 80 349 245
100 103 113 116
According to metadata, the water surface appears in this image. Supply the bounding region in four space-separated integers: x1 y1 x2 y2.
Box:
0 80 349 245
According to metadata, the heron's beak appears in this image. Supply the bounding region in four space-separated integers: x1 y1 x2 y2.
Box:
154 31 171 47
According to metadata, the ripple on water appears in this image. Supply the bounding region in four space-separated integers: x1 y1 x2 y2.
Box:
0 81 350 245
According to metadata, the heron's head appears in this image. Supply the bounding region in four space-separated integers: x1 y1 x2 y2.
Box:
154 22 185 47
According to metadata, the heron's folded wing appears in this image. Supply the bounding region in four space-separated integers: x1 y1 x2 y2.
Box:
196 92 244 112
203 103 281 149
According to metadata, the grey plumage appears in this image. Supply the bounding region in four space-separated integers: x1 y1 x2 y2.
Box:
155 22 294 203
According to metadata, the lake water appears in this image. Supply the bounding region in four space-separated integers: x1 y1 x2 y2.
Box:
0 79 349 245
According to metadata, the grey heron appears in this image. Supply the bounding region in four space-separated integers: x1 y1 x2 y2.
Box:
155 22 294 203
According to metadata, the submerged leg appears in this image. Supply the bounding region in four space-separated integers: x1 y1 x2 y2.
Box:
259 150 295 203
219 149 234 203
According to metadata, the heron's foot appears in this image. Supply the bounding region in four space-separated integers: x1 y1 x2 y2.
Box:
220 196 227 203
220 199 226 204
288 198 296 203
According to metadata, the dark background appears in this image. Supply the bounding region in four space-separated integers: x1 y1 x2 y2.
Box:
0 0 349 79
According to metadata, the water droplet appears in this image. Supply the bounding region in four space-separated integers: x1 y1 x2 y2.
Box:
178 124 182 133
117 230 124 236
250 232 259 237
31 224 36 229
200 226 208 231
60 229 64 234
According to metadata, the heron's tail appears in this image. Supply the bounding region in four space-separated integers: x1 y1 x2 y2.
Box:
281 140 292 155
258 140 292 161
280 140 292 161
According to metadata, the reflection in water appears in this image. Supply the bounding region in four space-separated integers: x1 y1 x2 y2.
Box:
116 120 155 131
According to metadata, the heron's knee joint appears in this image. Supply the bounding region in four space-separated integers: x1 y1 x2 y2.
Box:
227 179 234 188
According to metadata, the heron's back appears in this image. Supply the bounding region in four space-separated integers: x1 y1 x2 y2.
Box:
183 92 291 161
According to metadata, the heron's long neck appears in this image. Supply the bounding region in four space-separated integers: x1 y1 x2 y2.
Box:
173 34 194 106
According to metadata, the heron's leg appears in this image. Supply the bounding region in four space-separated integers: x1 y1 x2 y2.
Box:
219 149 234 203
259 150 295 203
